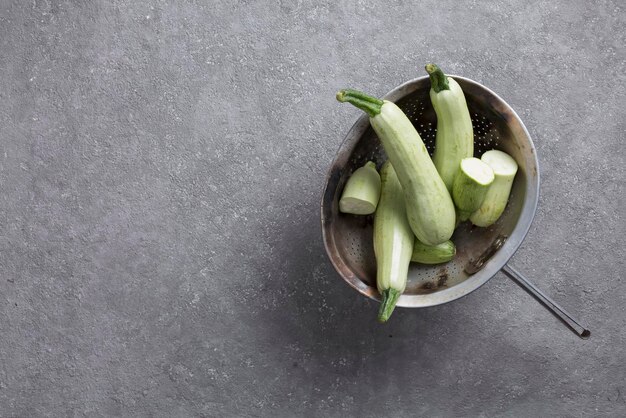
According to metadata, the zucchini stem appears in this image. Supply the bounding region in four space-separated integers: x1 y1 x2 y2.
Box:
425 63 449 93
377 288 401 323
336 89 383 117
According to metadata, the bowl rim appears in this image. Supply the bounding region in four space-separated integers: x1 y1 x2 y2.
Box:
321 75 540 308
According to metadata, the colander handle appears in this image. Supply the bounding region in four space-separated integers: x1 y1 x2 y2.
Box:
502 264 590 339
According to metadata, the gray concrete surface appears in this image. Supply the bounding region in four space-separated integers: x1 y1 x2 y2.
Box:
0 0 624 416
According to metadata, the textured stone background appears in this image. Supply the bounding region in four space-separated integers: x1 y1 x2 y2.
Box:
0 1 624 417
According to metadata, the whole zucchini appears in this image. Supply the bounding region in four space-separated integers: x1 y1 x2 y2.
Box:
373 162 414 323
411 239 456 264
336 89 456 245
426 63 474 193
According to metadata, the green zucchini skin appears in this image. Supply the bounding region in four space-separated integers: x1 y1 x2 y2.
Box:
427 64 474 193
374 162 414 322
411 239 456 264
370 101 456 245
337 89 456 246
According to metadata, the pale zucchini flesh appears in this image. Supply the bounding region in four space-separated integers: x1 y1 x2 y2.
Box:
469 150 519 227
339 161 381 215
452 157 495 221
373 162 414 322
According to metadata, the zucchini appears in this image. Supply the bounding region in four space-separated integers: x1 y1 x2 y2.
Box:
452 157 495 221
336 89 456 246
373 162 414 323
426 63 474 193
469 150 518 227
339 161 381 215
411 239 456 264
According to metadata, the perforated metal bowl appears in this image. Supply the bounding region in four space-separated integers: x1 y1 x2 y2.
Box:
321 76 539 308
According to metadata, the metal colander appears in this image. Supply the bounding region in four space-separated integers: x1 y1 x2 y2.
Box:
322 76 589 338
322 76 539 307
